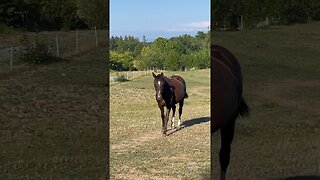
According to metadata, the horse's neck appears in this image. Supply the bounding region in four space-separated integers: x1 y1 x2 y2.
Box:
164 77 175 87
162 80 173 97
163 77 170 88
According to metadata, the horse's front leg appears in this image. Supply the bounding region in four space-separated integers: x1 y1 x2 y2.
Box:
159 106 165 134
163 107 171 135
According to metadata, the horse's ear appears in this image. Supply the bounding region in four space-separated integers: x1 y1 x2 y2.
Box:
152 72 156 78
160 72 164 76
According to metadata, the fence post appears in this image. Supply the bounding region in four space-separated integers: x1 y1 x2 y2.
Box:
95 26 98 47
10 46 13 70
76 29 79 54
56 35 59 57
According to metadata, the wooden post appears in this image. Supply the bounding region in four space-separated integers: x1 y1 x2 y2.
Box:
56 35 59 57
10 46 13 70
76 29 79 53
95 26 98 47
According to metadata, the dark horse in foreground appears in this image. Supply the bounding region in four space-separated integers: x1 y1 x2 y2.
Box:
212 45 249 180
152 72 188 136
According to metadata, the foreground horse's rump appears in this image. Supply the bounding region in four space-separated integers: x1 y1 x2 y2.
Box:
212 45 249 180
152 72 188 136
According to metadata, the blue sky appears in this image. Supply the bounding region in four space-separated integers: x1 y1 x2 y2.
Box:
110 0 210 42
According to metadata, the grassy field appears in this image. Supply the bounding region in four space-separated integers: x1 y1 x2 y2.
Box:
2 22 320 179
110 69 210 179
212 22 320 179
0 48 108 179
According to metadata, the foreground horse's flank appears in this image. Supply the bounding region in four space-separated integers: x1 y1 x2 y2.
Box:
212 45 249 180
152 72 188 136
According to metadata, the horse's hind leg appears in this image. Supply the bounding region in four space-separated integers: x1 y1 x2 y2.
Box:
219 118 235 180
178 100 184 127
171 105 176 129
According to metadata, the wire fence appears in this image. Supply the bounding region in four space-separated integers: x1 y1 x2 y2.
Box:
110 68 166 83
0 28 107 73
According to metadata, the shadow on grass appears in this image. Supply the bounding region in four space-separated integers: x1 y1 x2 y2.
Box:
199 170 211 180
278 176 320 180
167 116 210 136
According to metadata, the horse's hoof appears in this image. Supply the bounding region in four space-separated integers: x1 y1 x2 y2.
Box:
162 133 167 137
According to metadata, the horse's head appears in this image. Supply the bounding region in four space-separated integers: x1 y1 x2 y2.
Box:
152 72 165 101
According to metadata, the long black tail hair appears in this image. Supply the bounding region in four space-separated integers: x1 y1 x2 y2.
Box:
239 98 249 117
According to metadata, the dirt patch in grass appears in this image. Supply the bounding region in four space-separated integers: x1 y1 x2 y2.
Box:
116 165 182 180
111 131 162 152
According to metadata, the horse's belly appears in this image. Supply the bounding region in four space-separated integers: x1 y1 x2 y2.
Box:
174 85 185 103
212 59 241 129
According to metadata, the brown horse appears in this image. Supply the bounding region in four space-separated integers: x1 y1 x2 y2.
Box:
211 45 249 180
152 72 188 136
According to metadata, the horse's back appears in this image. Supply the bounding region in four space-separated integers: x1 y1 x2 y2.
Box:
167 76 187 102
171 75 186 86
212 45 244 131
212 45 242 86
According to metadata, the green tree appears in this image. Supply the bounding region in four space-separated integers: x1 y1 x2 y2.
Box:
164 50 182 71
109 51 135 71
77 0 107 29
190 49 210 69
110 31 210 71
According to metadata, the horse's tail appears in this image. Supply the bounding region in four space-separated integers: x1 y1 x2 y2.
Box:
239 97 249 117
185 92 188 99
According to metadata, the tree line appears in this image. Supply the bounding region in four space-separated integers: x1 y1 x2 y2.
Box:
0 0 107 31
109 31 210 71
213 0 320 30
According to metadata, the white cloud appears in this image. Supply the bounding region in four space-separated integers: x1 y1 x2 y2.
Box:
166 20 210 32
185 21 210 29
